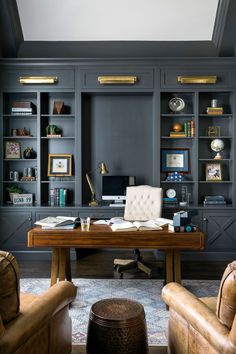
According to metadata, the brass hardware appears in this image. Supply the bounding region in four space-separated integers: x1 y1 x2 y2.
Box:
19 76 58 84
98 76 137 85
86 162 109 207
177 76 217 84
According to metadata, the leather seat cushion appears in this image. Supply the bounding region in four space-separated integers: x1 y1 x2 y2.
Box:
216 260 236 329
0 251 20 323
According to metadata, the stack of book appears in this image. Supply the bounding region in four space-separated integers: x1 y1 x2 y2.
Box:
169 120 195 137
162 197 178 207
11 101 36 115
49 188 68 206
206 107 223 115
203 195 226 206
35 216 78 230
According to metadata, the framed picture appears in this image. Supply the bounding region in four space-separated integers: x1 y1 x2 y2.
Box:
47 154 72 176
5 141 21 159
161 148 190 173
206 163 222 181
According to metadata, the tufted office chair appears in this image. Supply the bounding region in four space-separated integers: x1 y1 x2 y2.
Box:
114 185 162 278
162 260 236 354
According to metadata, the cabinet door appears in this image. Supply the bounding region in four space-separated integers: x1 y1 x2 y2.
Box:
0 211 32 251
203 211 236 251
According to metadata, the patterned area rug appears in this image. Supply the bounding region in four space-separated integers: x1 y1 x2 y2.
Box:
20 278 220 346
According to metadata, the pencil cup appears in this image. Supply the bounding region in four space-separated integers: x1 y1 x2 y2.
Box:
80 217 90 231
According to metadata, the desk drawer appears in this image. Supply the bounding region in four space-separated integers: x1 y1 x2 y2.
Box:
81 69 154 90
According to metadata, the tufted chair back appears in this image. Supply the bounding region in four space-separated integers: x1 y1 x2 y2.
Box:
124 185 162 221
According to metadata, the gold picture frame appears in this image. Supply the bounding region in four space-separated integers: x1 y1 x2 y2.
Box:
206 163 222 181
5 141 21 159
47 154 72 176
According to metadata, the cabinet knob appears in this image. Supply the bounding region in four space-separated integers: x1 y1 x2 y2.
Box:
28 217 32 221
203 217 208 222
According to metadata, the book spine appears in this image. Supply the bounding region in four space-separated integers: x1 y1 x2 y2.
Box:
56 188 60 206
187 121 191 136
59 188 67 206
184 122 188 135
190 120 195 137
49 188 56 206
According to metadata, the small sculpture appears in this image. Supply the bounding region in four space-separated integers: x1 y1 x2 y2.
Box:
172 123 183 132
53 101 65 114
23 147 36 159
46 124 62 136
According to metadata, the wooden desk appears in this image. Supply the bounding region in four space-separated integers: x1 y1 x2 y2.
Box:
28 225 204 286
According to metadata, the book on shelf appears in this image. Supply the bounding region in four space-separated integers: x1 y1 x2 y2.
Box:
49 188 68 206
12 101 35 108
110 220 163 232
206 107 223 115
35 216 79 228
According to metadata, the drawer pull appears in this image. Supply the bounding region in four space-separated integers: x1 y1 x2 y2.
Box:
98 76 137 85
177 75 217 84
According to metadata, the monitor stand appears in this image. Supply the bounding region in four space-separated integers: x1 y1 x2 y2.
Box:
109 200 125 207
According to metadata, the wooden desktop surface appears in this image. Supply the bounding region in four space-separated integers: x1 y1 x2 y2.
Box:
28 225 205 286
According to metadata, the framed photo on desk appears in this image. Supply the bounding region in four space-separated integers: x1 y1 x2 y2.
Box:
161 148 190 173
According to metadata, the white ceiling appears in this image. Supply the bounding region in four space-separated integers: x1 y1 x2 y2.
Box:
16 0 219 41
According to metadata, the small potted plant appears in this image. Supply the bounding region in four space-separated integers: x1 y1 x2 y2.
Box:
6 185 24 202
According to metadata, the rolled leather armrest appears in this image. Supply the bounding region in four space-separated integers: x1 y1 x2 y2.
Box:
0 281 77 353
162 282 236 354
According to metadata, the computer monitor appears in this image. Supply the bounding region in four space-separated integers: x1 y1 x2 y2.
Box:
102 176 136 207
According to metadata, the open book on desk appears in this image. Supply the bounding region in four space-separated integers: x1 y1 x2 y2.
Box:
35 216 79 228
110 220 163 232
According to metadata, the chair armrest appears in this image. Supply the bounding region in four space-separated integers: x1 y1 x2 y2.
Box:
0 281 77 354
162 282 235 353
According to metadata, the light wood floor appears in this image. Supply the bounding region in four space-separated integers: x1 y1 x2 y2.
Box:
18 249 228 279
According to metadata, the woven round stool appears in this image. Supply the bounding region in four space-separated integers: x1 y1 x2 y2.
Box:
86 298 148 354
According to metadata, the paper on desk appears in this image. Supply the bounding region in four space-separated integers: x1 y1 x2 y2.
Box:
93 219 111 225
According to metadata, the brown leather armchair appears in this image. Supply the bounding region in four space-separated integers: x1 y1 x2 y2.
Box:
0 251 77 354
162 261 236 354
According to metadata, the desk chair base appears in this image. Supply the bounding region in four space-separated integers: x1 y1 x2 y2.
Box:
114 258 152 278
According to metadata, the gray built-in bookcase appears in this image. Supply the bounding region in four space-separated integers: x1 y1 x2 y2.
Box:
0 60 236 261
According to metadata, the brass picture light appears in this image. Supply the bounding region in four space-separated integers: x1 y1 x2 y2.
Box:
19 76 58 84
86 162 108 207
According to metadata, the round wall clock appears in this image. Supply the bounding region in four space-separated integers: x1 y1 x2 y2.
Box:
166 188 176 199
169 97 185 112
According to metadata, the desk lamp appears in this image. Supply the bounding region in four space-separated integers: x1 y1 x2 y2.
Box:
86 162 108 206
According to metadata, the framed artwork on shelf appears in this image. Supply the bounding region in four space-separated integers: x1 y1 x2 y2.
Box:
47 154 72 176
5 141 21 159
161 148 190 173
206 163 222 181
